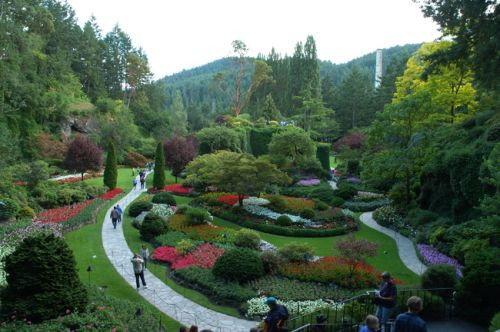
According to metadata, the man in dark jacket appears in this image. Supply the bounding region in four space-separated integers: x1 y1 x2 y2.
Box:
110 207 119 229
264 297 289 332
375 271 397 330
394 296 427 332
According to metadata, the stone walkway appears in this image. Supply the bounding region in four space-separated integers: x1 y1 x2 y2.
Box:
360 212 427 276
101 174 257 331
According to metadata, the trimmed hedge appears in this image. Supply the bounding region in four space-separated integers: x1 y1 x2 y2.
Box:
249 127 279 157
342 198 390 212
212 248 264 283
128 201 153 217
316 143 331 172
152 192 176 205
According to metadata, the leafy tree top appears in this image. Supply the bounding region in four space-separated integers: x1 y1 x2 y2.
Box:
63 136 102 178
163 135 197 180
268 126 316 168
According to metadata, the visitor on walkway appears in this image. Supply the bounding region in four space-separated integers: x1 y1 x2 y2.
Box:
393 296 427 332
312 314 327 331
140 244 149 269
264 296 289 332
116 204 123 223
140 175 145 189
131 254 147 290
110 207 119 229
375 271 397 331
133 178 138 190
359 315 379 332
189 325 198 332
179 327 188 332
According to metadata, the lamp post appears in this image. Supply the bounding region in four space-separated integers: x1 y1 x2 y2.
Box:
86 265 93 287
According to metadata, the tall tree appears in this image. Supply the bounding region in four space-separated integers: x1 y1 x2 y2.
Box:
63 136 102 180
153 142 166 189
303 36 321 98
163 135 197 183
125 51 151 108
261 94 281 121
169 90 188 134
103 141 117 189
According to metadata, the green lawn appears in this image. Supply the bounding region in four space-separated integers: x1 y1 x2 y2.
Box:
64 168 181 331
122 194 241 317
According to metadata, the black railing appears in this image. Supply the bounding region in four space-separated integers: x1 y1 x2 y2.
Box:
288 288 455 332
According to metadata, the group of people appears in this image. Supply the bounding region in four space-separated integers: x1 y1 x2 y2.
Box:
133 169 147 190
110 204 123 229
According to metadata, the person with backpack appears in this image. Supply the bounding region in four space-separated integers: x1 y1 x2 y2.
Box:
110 207 119 229
116 204 123 223
264 297 289 332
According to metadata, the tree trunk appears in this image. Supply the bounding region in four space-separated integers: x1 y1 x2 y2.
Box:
81 172 84 181
238 195 243 207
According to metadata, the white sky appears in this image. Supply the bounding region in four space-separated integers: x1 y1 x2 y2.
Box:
66 0 441 79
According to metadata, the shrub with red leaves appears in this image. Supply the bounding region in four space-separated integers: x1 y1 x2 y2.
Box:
217 195 248 206
333 131 365 152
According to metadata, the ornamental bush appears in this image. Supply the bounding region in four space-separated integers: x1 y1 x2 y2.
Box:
18 206 36 219
185 207 211 226
154 231 187 247
175 239 196 255
421 264 457 290
315 201 329 211
309 186 336 203
140 213 167 241
212 248 264 283
0 198 19 221
300 208 315 219
278 242 314 263
234 229 261 250
153 142 166 189
335 184 358 200
152 192 176 205
346 160 360 175
276 215 293 226
0 233 87 322
260 251 283 275
331 196 345 207
128 200 153 217
103 142 117 190
490 312 500 332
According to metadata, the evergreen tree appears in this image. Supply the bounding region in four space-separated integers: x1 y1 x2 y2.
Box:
153 142 166 189
1 233 88 322
262 94 281 121
303 36 321 98
103 141 117 190
170 90 188 134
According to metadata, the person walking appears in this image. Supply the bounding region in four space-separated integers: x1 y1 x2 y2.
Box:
116 204 123 223
359 315 379 332
140 175 145 190
264 297 289 332
110 207 119 229
375 271 397 331
393 296 427 332
140 244 149 270
131 254 147 290
189 326 198 332
133 178 138 190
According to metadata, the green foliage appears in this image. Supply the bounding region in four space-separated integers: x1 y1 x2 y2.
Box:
128 200 153 217
140 212 167 241
152 192 176 205
260 251 283 275
405 208 438 227
212 248 264 283
342 198 390 212
316 143 331 172
18 206 36 219
346 160 360 176
276 215 293 226
234 229 261 250
196 127 242 153
490 312 500 332
154 231 187 247
315 201 329 211
330 196 345 207
249 127 279 156
421 264 457 289
373 206 405 230
334 184 357 200
309 185 336 203
185 207 211 226
174 267 254 304
175 239 196 255
0 198 20 221
455 248 500 325
278 242 314 263
269 127 317 168
153 142 166 189
300 208 315 219
395 290 445 320
103 142 118 190
1 234 87 322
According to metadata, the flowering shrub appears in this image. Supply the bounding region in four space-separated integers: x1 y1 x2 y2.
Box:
343 198 390 212
164 184 193 195
297 179 320 186
242 197 270 206
417 244 463 277
0 245 15 286
264 194 316 214
167 214 189 230
243 205 312 225
280 256 380 289
373 206 404 228
36 200 95 224
182 224 225 242
150 204 175 221
217 195 244 206
99 188 123 200
246 296 342 317
201 192 233 200
151 244 224 269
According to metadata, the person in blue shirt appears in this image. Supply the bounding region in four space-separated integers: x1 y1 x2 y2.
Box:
264 297 289 332
393 296 427 332
375 271 397 330
359 315 379 332
116 204 123 223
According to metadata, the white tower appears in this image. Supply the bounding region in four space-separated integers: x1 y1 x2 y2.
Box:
374 49 383 88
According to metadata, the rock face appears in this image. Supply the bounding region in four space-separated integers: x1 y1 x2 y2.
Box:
61 116 99 138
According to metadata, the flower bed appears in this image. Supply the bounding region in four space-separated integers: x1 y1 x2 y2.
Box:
243 204 312 225
242 197 270 206
279 256 380 289
343 198 390 212
99 188 123 200
150 204 175 221
151 243 224 269
164 184 193 195
246 296 342 317
217 195 247 206
36 200 95 224
297 179 320 186
417 244 463 277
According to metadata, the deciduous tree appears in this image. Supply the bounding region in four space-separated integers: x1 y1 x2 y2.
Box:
164 135 197 183
336 234 378 277
63 136 102 180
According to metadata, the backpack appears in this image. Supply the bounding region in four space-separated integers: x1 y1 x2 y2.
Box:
111 210 119 219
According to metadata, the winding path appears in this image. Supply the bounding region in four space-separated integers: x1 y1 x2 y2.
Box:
360 212 427 276
101 174 257 332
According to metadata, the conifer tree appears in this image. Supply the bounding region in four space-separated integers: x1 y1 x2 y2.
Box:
103 141 117 189
153 142 166 189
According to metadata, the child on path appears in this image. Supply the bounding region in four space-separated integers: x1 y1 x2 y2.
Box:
140 244 149 270
131 254 147 290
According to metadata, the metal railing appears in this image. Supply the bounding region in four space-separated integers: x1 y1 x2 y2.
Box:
288 288 455 332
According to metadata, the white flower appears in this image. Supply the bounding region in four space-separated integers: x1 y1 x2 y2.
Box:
0 244 15 287
242 205 311 225
246 296 343 317
242 197 270 206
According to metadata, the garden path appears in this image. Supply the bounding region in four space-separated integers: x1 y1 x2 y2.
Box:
360 212 427 276
102 173 258 332
50 172 88 181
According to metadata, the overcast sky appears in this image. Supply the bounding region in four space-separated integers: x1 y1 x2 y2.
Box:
66 0 441 79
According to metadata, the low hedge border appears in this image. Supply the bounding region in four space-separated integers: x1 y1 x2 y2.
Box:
211 209 356 238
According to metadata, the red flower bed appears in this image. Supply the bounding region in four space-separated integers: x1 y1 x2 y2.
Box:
217 195 248 206
280 256 381 289
13 181 26 186
152 244 224 269
100 188 123 200
164 184 193 195
182 224 225 242
36 200 94 224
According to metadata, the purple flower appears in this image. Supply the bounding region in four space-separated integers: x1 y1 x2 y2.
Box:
347 177 361 184
297 179 320 186
417 244 463 277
